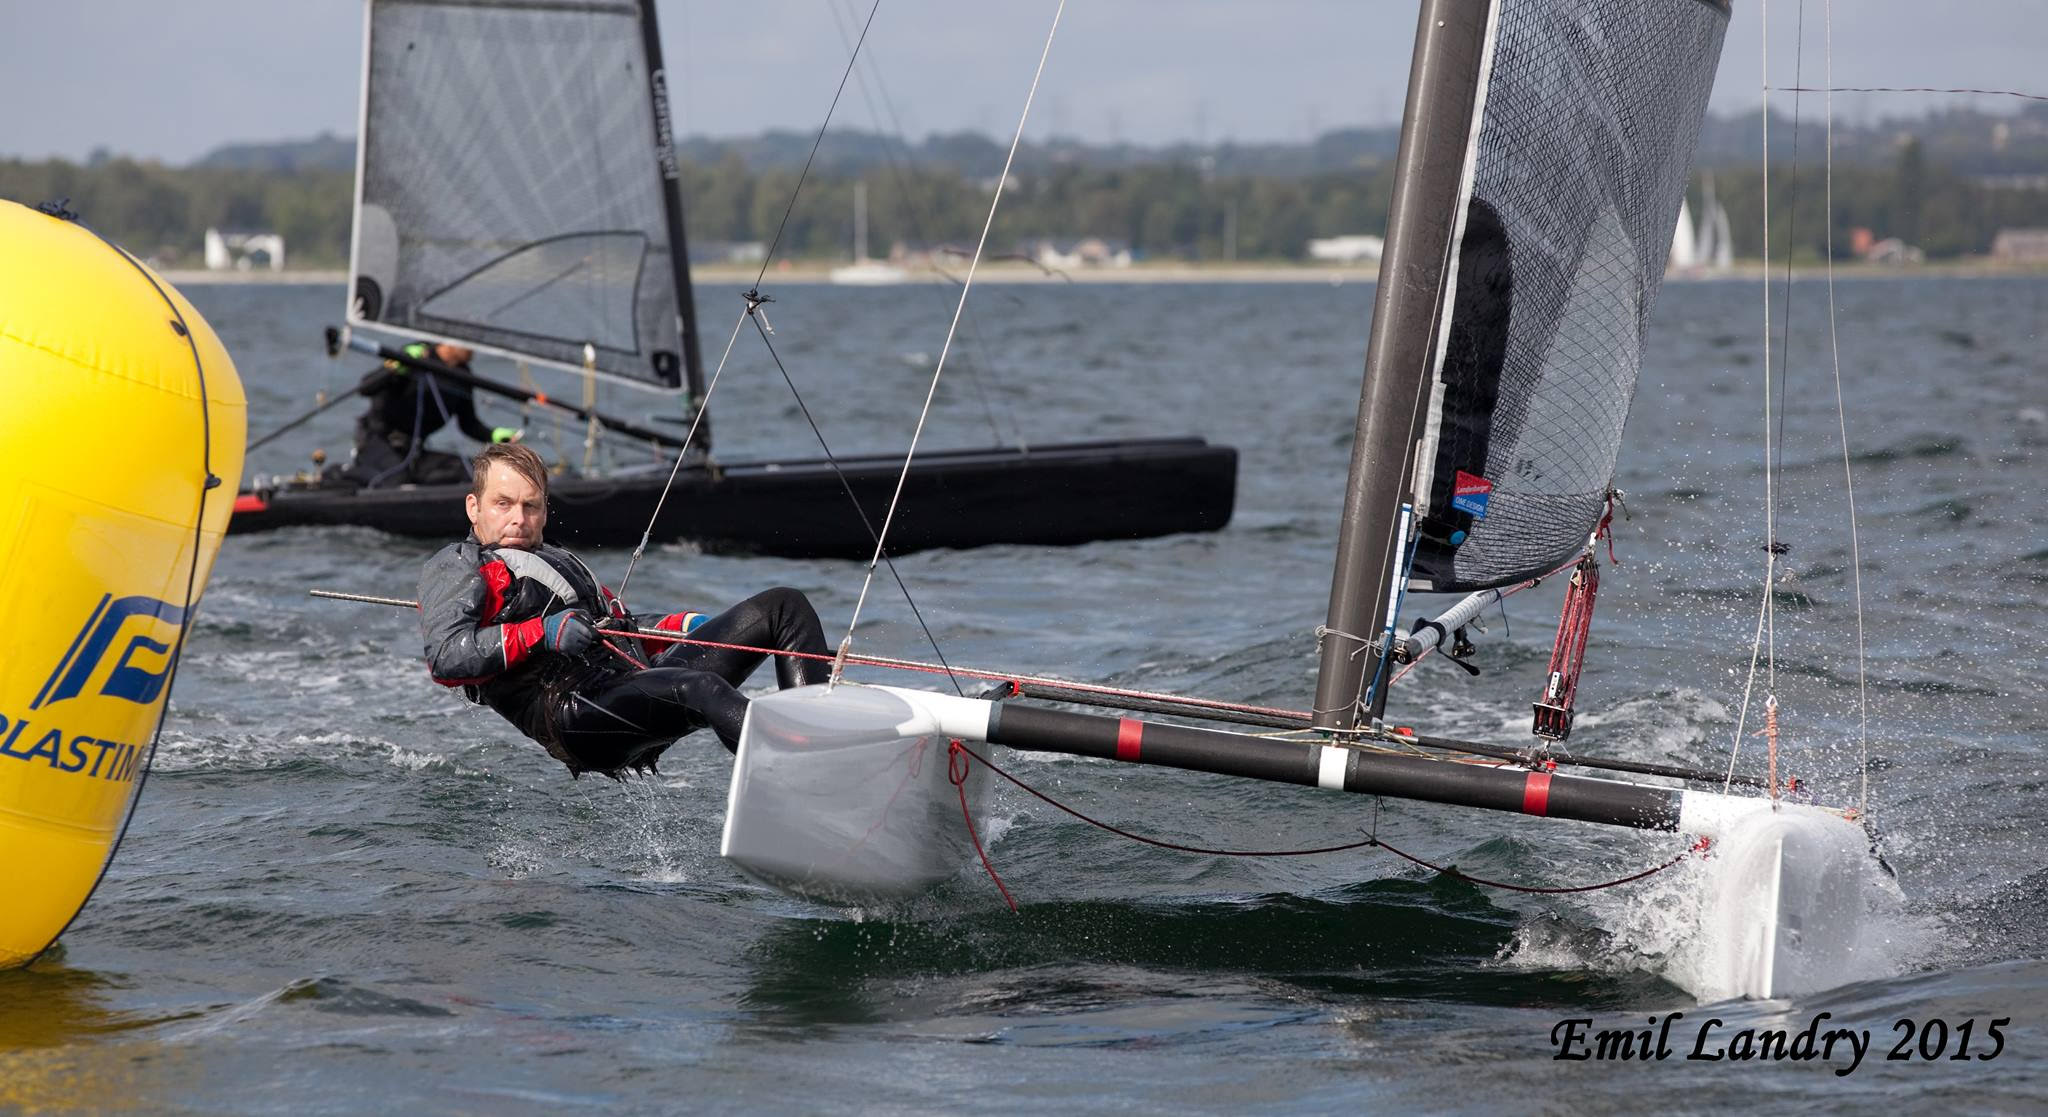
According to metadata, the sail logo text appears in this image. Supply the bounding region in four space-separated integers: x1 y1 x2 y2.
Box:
31 593 186 711
1451 470 1492 519
649 70 678 178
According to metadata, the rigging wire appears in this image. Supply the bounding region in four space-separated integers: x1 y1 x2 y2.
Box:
613 308 751 601
823 0 1019 449
1731 1 1871 811
1723 589 1770 793
617 0 958 688
1771 2 1806 497
832 0 1069 684
1763 0 1811 809
1763 2 1782 723
951 740 1702 896
1731 0 1784 803
619 0 874 602
1771 84 2048 104
749 0 884 290
1821 0 1873 818
740 304 965 696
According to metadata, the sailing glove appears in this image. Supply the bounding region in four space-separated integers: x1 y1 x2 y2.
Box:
542 609 597 656
490 427 523 444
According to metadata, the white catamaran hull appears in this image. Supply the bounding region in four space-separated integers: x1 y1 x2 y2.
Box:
1679 794 1878 1000
724 684 1880 1000
721 684 989 905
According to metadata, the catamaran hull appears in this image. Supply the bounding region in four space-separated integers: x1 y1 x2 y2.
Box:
230 437 1235 557
724 685 1882 1000
721 684 990 905
1681 796 1876 1000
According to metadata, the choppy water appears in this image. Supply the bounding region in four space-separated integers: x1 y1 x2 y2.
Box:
4 275 2044 1112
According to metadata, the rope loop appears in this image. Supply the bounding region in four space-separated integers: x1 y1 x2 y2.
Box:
947 737 971 787
1314 624 1377 661
948 739 1016 912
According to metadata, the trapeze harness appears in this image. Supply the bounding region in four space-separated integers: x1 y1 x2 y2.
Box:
417 537 830 777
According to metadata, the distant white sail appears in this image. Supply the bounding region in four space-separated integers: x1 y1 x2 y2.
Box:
1701 175 1734 269
1671 197 1700 270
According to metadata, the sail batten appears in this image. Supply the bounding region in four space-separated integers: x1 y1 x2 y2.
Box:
1406 0 1729 592
348 0 693 392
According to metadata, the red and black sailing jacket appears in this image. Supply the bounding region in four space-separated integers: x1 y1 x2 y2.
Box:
417 535 700 750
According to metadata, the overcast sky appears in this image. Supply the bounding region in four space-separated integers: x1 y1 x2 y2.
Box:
5 1 2044 164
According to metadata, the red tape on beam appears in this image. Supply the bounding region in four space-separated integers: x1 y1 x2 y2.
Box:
1115 718 1143 763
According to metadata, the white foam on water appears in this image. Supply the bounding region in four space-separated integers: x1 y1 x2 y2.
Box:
487 841 544 879
151 727 478 777
618 780 707 885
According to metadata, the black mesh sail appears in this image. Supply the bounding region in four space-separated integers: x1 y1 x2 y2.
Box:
1407 0 1728 591
349 0 689 390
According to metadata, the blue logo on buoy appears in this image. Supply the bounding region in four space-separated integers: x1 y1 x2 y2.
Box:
31 594 186 710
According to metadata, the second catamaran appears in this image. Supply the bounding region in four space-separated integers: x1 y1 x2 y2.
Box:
231 0 1236 556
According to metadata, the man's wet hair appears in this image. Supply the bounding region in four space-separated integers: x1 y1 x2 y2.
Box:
471 443 549 499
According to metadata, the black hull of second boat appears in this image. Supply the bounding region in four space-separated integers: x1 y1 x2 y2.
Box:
231 437 1237 559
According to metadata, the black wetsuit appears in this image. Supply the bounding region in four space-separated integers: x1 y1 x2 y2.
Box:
346 357 495 487
417 534 830 776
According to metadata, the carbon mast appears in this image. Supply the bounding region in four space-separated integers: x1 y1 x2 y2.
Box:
1312 0 1492 733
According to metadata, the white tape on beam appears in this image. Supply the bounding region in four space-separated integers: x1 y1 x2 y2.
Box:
1317 745 1349 791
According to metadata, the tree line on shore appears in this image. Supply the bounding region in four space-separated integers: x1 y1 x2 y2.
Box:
2 136 2043 268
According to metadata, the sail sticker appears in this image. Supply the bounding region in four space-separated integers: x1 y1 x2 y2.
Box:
1451 470 1494 520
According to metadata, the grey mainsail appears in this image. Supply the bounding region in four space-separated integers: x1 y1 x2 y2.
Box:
1408 0 1729 592
347 0 700 394
1316 0 1728 727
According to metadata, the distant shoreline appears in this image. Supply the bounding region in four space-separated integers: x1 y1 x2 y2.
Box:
159 258 2048 287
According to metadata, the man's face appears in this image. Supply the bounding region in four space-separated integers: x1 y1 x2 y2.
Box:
435 343 474 366
465 462 547 549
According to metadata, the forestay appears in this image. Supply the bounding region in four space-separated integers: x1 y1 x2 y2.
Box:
1409 0 1728 591
348 0 695 391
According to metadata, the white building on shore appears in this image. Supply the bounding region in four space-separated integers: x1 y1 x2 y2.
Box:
1306 234 1384 263
204 228 286 271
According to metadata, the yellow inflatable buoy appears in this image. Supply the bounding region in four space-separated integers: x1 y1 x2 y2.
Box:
0 199 246 967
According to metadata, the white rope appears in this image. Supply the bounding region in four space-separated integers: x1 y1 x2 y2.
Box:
830 0 1068 684
1821 0 1872 817
1724 588 1769 793
1728 0 1782 791
615 308 751 601
1760 0 1779 711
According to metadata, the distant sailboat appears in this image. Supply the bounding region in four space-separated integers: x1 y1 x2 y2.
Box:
1699 173 1734 269
829 181 909 286
1671 198 1700 270
1669 174 1733 274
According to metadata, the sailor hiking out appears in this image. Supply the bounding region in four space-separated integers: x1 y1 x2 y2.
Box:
344 341 521 488
417 444 830 775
